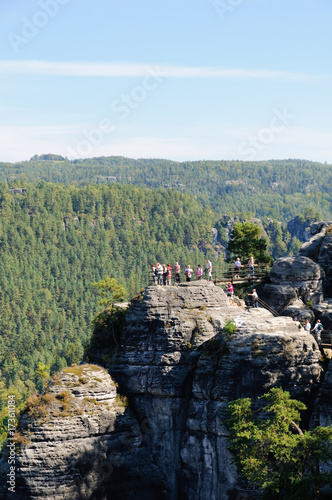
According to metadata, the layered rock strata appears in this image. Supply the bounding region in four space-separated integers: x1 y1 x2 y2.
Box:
0 365 165 500
260 255 324 318
1 281 326 500
104 282 323 499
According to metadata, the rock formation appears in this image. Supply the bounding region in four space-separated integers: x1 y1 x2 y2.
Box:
259 255 324 319
0 281 328 500
0 364 166 500
260 222 332 319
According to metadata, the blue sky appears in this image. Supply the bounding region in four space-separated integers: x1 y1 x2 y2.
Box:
0 0 331 163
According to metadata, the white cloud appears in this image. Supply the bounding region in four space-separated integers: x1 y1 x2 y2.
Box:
0 60 326 82
1 124 331 164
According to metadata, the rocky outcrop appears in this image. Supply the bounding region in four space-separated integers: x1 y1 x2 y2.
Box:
297 222 332 296
180 308 322 500
94 282 323 499
287 219 332 244
1 282 326 500
260 222 332 319
104 281 240 500
0 365 166 500
260 255 324 318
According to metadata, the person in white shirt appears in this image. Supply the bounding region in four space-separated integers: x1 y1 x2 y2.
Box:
311 319 323 343
156 262 163 285
185 265 193 282
304 319 311 333
234 258 242 278
206 259 212 281
248 288 259 308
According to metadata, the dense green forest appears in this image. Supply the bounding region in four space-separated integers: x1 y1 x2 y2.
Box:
0 154 331 447
1 156 332 221
0 180 220 445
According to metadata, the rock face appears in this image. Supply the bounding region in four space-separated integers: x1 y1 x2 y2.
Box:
180 308 322 500
287 219 331 244
260 255 324 318
2 282 327 500
298 222 332 296
0 365 166 500
93 282 323 499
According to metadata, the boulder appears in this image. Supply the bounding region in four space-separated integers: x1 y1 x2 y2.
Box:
261 256 325 312
0 365 166 500
259 283 297 311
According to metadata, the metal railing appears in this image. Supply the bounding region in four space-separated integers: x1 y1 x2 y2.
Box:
149 270 213 286
148 264 272 287
213 263 271 284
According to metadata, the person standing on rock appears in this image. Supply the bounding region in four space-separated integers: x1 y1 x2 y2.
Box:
304 319 311 333
234 258 242 279
248 288 259 308
206 259 212 281
197 265 203 280
226 282 234 304
311 319 323 344
174 262 181 284
185 265 193 282
162 264 168 285
151 264 157 285
156 262 163 285
167 264 172 285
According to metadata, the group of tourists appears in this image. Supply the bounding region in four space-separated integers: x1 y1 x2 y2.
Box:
233 256 255 278
226 283 259 308
151 260 213 285
302 318 323 344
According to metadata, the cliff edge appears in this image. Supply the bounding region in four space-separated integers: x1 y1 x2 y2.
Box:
0 281 328 500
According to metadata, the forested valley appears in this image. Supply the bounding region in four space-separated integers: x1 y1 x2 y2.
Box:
0 154 331 446
0 180 216 444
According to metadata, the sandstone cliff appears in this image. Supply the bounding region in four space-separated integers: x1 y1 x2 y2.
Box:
259 221 332 319
0 281 328 500
0 364 166 500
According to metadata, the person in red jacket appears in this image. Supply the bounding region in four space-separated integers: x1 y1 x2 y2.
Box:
167 263 172 285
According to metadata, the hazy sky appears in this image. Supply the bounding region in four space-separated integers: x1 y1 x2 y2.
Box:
1 0 331 163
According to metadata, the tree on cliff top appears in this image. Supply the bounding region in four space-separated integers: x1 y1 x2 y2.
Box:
227 221 273 264
91 276 126 309
227 387 332 499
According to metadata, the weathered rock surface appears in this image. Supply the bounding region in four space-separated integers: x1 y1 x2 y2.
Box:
2 282 327 500
101 282 322 499
317 233 332 296
287 219 332 244
311 358 332 429
260 255 324 316
180 308 322 500
297 222 332 296
105 281 241 500
0 365 165 500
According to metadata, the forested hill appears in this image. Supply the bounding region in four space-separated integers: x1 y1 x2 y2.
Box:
0 181 217 440
0 155 330 445
2 156 332 221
